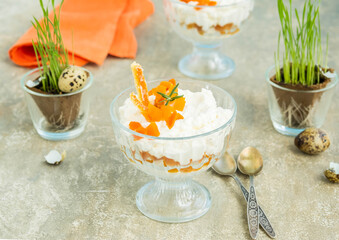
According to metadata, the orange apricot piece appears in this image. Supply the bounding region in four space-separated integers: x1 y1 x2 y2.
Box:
168 78 176 85
134 128 146 140
156 85 167 94
185 0 216 6
176 112 184 120
154 85 167 99
146 122 160 137
129 121 143 131
161 105 175 120
166 111 178 129
173 97 186 111
160 81 173 90
141 111 151 122
129 121 147 140
150 85 168 107
147 104 163 122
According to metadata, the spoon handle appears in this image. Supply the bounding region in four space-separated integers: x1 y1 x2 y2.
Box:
247 176 259 239
232 175 276 238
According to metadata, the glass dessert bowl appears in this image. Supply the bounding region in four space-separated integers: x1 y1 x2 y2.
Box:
163 0 254 80
110 63 237 223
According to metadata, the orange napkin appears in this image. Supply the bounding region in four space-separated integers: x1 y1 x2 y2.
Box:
8 0 154 67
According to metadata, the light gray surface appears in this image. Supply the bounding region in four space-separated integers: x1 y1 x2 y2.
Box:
0 0 338 239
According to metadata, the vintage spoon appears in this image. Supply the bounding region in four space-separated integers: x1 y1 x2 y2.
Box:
213 152 275 238
237 147 263 240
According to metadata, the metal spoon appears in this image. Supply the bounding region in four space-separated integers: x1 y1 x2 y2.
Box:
237 147 263 239
213 152 275 238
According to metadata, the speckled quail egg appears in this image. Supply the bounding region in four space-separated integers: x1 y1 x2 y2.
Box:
58 66 88 93
294 128 330 155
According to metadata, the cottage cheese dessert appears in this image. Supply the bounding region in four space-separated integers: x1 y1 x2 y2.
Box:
167 0 254 42
119 62 233 173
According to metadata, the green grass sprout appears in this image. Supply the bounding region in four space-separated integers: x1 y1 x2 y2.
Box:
274 0 329 86
31 0 68 93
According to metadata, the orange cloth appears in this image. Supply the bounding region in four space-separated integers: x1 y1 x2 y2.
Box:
8 0 154 67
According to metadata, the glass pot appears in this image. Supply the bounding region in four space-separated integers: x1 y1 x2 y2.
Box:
266 65 338 136
21 67 93 141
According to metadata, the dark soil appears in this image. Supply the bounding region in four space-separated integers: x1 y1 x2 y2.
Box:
270 66 334 90
28 80 82 129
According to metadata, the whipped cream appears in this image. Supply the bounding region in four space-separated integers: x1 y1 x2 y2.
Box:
167 0 254 43
119 88 233 165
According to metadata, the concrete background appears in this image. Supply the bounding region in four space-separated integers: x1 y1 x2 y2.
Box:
0 0 338 239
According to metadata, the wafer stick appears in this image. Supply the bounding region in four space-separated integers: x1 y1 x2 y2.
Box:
130 92 147 112
131 62 149 106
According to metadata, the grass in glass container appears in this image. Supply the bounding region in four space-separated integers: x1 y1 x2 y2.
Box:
269 0 336 130
28 0 86 129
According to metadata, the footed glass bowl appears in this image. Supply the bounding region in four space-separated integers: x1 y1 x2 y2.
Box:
163 0 254 80
110 79 237 223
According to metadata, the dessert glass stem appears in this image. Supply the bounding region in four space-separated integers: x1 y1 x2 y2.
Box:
178 43 235 80
136 177 211 223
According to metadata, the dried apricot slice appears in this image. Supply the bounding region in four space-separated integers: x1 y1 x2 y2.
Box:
176 112 184 120
129 121 143 131
161 105 175 120
153 85 167 106
146 122 160 137
166 111 178 129
129 121 146 140
168 78 176 85
129 121 160 138
160 81 174 90
180 0 216 7
172 97 186 111
147 104 163 122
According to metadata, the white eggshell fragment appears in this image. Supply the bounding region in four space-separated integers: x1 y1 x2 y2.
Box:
45 150 66 165
26 76 43 88
58 66 88 93
324 162 339 183
330 162 339 174
26 80 37 88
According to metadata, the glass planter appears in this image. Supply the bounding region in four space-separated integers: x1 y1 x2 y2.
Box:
21 67 93 141
266 65 338 136
163 0 254 80
110 79 237 223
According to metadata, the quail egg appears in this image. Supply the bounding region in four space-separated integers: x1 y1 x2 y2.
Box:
294 128 330 155
58 66 88 93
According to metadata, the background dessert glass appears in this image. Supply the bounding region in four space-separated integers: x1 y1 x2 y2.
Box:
163 0 254 80
110 79 237 223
